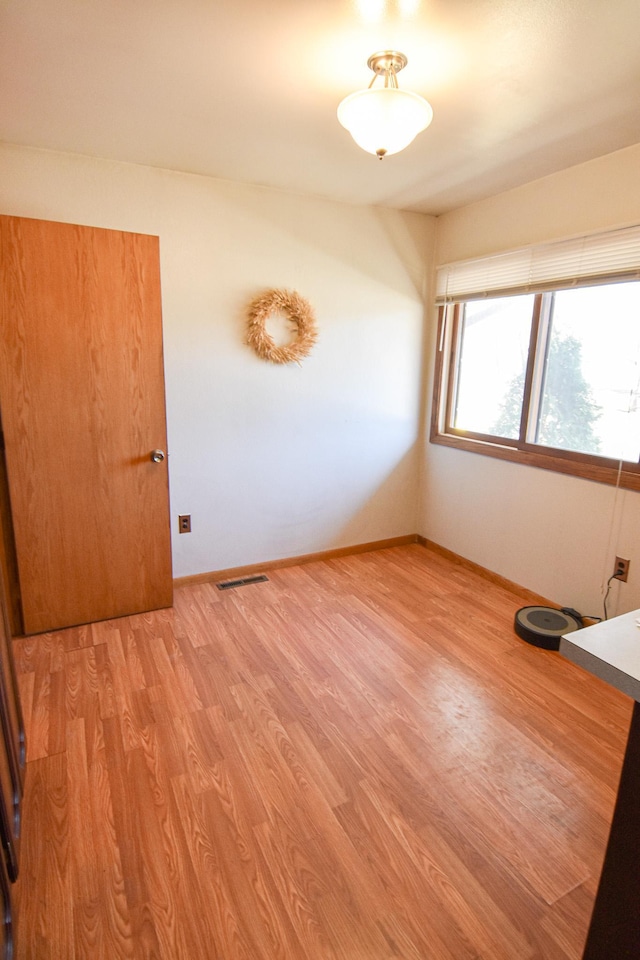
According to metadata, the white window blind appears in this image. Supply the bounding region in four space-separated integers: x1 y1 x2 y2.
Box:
435 224 640 303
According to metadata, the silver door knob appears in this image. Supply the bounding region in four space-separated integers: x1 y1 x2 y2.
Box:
150 449 165 463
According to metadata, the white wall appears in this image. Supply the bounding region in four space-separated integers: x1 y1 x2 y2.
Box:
423 143 640 616
0 143 435 578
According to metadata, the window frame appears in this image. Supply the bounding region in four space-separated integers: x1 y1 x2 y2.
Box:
430 294 640 492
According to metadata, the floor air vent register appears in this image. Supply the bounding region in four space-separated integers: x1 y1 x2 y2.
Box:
216 575 269 591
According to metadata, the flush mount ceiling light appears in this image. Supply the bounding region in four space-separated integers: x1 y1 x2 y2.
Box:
337 51 433 159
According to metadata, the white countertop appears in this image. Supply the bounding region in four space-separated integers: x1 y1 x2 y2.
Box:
560 608 640 702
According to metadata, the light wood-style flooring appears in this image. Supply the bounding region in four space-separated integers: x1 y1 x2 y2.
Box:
12 544 632 959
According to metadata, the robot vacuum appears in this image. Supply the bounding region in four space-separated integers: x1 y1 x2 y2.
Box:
514 606 582 651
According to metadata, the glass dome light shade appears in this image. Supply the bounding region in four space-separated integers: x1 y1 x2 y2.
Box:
337 86 433 157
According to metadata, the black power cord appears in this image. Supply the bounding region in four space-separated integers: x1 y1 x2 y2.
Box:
560 606 602 627
603 574 617 620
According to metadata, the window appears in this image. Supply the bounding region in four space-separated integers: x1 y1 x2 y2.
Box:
432 227 640 490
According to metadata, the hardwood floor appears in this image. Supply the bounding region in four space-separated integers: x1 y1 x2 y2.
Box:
12 544 632 959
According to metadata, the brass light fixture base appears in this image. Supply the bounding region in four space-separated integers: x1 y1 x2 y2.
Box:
366 51 408 76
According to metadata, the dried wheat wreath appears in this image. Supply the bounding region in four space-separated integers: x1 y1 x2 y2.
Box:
246 288 318 364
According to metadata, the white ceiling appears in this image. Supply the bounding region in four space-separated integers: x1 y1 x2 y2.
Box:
1 0 639 215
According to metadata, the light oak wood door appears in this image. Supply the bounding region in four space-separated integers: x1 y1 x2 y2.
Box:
0 216 172 634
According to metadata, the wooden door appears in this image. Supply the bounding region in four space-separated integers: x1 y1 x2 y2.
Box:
0 216 172 634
